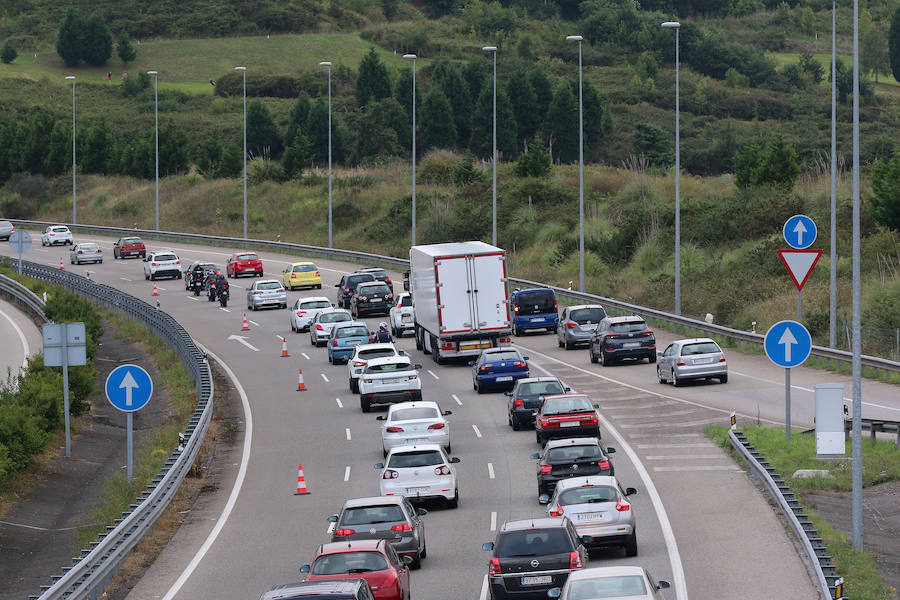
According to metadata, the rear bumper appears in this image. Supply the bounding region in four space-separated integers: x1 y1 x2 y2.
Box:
489 571 571 599
674 364 727 380
539 424 601 441
605 346 655 359
574 523 634 544
514 315 558 330
151 268 180 278
511 407 538 427
362 389 423 405
356 302 392 314
476 372 530 387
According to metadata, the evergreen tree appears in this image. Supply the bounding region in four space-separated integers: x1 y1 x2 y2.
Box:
546 84 578 163
220 144 243 178
355 47 391 108
159 122 189 175
307 98 344 165
246 99 282 158
117 34 136 65
471 86 517 159
870 153 900 230
56 9 85 67
196 137 223 178
633 122 673 167
45 121 72 176
82 124 112 174
21 110 55 175
892 6 900 83
1 40 17 64
0 124 13 182
432 59 471 148
462 60 487 101
573 77 607 152
282 132 312 179
351 98 404 162
756 133 799 190
420 87 457 153
81 13 113 67
527 68 553 126
734 143 763 189
284 93 311 151
514 134 552 178
505 67 538 148
393 69 419 152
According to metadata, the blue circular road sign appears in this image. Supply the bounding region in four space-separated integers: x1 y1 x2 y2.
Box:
764 320 812 368
105 364 153 412
783 214 817 250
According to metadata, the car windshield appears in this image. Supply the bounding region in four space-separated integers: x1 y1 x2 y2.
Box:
559 485 618 506
336 326 369 338
301 300 331 309
311 552 388 575
483 351 522 363
358 349 396 360
360 284 390 296
517 381 564 396
570 308 605 324
257 282 282 291
320 313 351 323
388 450 443 468
340 505 405 526
237 253 258 261
547 445 601 462
123 238 141 244
294 264 317 272
154 254 177 261
391 407 439 421
366 361 410 373
542 396 594 415
681 342 721 355
567 576 648 599
496 529 571 557
610 321 648 334
516 290 555 315
347 274 375 286
399 295 412 307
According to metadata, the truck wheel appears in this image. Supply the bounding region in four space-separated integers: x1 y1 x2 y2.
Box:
415 326 424 351
433 342 444 365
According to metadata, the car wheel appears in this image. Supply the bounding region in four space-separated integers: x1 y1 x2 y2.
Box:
648 352 657 364
360 397 370 413
512 323 519 337
550 326 558 334
657 367 667 384
598 350 605 366
309 336 315 346
673 371 683 387
433 344 444 365
511 414 520 431
475 381 484 394
447 489 459 509
350 378 359 393
590 347 599 363
328 353 333 364
382 446 388 458
420 542 427 560
624 530 638 557
564 340 574 350
719 374 728 384
558 337 564 348
445 442 451 454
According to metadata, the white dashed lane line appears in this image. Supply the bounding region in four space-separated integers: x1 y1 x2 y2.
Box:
427 369 439 380
249 319 260 327
490 512 497 531
345 428 352 441
472 424 482 438
335 398 343 408
327 522 335 535
344 466 351 482
119 277 132 282
302 353 310 360
452 394 462 406
487 463 495 479
321 374 329 383
219 307 230 313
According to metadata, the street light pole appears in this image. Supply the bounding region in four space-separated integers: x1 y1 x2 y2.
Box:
566 35 585 293
148 70 159 231
830 1 837 348
851 0 863 552
662 21 681 315
235 66 248 240
404 54 417 246
66 76 76 225
320 61 333 248
483 46 498 247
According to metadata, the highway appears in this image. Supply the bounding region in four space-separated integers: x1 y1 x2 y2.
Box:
13 231 900 600
0 296 40 380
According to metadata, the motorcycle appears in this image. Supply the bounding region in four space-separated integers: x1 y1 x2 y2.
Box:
190 271 205 296
207 278 218 302
218 284 230 308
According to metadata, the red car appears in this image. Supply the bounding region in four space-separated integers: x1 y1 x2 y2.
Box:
226 252 263 278
300 540 412 600
112 237 146 259
534 394 601 447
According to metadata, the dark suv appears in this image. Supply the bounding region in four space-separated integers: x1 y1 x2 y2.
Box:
483 517 587 600
531 437 616 499
589 316 656 366
351 281 393 317
356 267 394 292
511 288 558 335
258 579 375 600
336 273 377 309
505 377 570 430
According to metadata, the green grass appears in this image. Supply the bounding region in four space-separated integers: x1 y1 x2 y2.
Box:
768 50 900 87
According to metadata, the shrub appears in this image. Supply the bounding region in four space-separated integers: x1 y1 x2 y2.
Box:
1 40 17 64
418 151 458 185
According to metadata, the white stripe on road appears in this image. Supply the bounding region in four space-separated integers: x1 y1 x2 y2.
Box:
327 522 336 535
480 575 489 600
490 511 497 531
344 466 351 482
453 394 462 406
0 306 29 368
637 443 717 449
645 455 725 460
187 296 200 301
345 428 352 441
321 374 329 382
119 277 132 282
472 424 482 438
249 319 260 326
487 463 495 479
302 353 310 360
335 398 343 408
653 465 740 472
219 307 230 313
427 369 439 380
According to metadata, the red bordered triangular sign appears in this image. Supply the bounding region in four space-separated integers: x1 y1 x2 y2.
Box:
777 249 823 291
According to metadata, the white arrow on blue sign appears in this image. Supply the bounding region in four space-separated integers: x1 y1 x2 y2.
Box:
783 214 817 250
105 364 153 412
764 320 812 368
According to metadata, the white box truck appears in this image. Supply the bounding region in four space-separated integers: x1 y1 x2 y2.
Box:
409 242 511 364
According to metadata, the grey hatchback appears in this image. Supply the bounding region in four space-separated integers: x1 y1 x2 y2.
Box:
328 496 428 568
589 316 656 366
259 580 375 600
657 338 728 386
557 305 606 350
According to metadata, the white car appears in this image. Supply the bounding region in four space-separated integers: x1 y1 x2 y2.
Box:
550 566 671 600
309 308 352 347
389 292 415 338
69 242 102 264
347 343 401 393
290 296 333 333
377 401 452 457
143 251 181 280
358 355 423 412
41 225 73 246
376 444 460 507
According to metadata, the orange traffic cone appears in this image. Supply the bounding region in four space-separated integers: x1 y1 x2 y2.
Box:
59 257 64 270
296 368 306 391
294 463 310 495
280 337 289 357
241 313 250 331
152 282 159 296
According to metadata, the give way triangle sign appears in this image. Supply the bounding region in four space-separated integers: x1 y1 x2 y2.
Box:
777 249 823 291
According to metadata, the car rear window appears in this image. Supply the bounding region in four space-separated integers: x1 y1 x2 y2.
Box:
610 321 648 334
336 326 369 338
79 243 98 251
340 505 405 526
358 348 396 360
237 253 258 261
257 282 283 290
293 264 317 272
517 381 564 396
559 485 618 506
360 284 390 296
391 407 439 421
123 237 142 244
0 221 12 228
547 445 601 462
320 312 351 323
388 450 443 468
347 274 376 286
52 227 69 233
681 342 721 355
567 575 647 598
516 290 556 315
496 529 571 557
483 351 522 362
301 300 332 309
570 308 606 324
366 361 410 373
542 396 594 415
154 254 177 261
311 551 388 575
399 295 412 307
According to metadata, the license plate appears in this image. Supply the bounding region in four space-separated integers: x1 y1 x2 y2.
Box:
530 317 545 322
371 297 382 301
496 376 513 382
694 357 714 364
406 486 429 494
560 421 580 427
521 576 552 586
383 377 403 384
576 512 605 522
623 342 640 348
402 315 412 322
346 340 361 345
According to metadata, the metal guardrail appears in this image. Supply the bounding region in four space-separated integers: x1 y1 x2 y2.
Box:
0 257 213 600
0 273 49 324
729 429 841 600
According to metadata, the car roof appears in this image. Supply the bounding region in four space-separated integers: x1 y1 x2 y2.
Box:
357 280 388 287
544 437 601 450
565 565 648 582
366 355 411 367
290 261 316 266
234 251 258 256
151 250 177 255
319 539 384 554
318 307 350 315
353 343 396 352
606 315 646 323
542 393 590 401
260 579 366 598
675 337 717 345
554 475 618 491
500 517 568 532
387 443 442 456
514 287 554 294
356 267 386 273
298 296 331 303
342 496 405 509
514 377 562 385
567 304 604 311
388 401 440 413
483 347 521 355
334 321 368 330
255 279 282 285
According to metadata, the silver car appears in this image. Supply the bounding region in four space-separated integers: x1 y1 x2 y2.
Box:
69 242 103 265
246 279 287 311
309 308 352 347
657 338 727 386
0 220 14 240
546 475 638 556
558 305 606 350
328 496 428 568
549 566 671 600
388 292 415 337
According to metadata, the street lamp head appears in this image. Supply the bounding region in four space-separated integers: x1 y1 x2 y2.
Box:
661 21 681 28
234 66 247 71
65 75 75 80
482 46 497 52
147 70 158 75
403 54 416 60
319 61 332 67
565 35 583 42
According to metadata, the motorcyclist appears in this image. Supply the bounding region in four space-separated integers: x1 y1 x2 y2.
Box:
207 270 220 301
374 322 393 343
216 275 229 296
190 264 205 292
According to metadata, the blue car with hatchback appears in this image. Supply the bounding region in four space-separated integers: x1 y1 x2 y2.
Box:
328 322 373 364
470 347 530 393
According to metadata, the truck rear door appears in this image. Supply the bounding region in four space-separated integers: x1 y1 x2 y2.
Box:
435 256 472 333
471 253 509 332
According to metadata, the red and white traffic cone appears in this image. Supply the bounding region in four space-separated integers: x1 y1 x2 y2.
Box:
296 368 306 391
280 337 289 357
241 313 250 331
59 257 64 270
294 463 310 495
152 282 159 296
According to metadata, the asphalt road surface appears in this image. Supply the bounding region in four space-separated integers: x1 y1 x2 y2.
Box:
0 297 40 380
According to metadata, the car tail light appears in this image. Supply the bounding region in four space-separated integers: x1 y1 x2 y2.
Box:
616 497 631 512
97 249 102 252
434 465 451 476
489 558 501 576
554 298 558 312
514 303 519 313
513 399 524 408
719 357 726 362
598 459 610 470
352 360 366 367
316 324 324 331
513 361 526 368
540 465 552 475
427 422 445 430
641 329 653 336
540 418 557 429
315 271 320 278
569 551 583 569
386 426 404 433
479 365 490 371
407 374 418 381
175 261 180 265
390 523 413 532
583 415 598 425
76 250 82 254
291 274 296 279
499 337 510 343
566 321 578 329
335 528 355 536
441 342 454 351
383 469 399 479
151 262 159 266
385 277 392 284
676 361 686 366
253 291 263 295
297 310 306 316
549 502 564 517
344 286 350 292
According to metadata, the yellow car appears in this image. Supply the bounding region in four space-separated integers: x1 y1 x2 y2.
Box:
282 262 322 290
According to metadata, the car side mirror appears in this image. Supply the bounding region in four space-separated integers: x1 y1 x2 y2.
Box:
403 280 410 291
504 391 512 397
300 564 310 574
328 515 338 522
564 386 571 392
374 463 384 469
538 494 550 505
530 453 540 460
625 487 637 496
581 535 593 544
334 283 340 287
482 542 494 551
442 410 453 416
658 581 671 589
593 404 600 409
399 350 406 356
547 588 561 598
523 356 530 361
449 457 460 464
376 415 386 421
467 361 475 366
607 447 616 454
417 507 428 516
414 364 423 370
657 352 664 357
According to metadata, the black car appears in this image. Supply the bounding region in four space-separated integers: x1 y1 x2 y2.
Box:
531 437 616 498
351 281 393 317
184 262 218 290
505 377 570 430
483 517 588 600
336 272 377 309
258 579 376 600
589 316 656 366
356 267 394 292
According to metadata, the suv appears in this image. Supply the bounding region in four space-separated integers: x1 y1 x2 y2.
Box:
532 437 616 498
226 252 263 278
351 281 393 318
41 225 73 246
483 517 587 600
347 343 400 393
505 377 570 431
113 236 146 259
143 251 181 280
259 579 376 600
356 267 393 292
358 355 422 411
511 288 558 336
589 316 656 366
328 496 427 568
335 272 376 308
389 292 414 338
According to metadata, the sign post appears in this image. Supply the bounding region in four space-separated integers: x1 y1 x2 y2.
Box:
105 364 153 480
42 323 87 457
8 230 32 275
764 320 812 442
782 215 819 322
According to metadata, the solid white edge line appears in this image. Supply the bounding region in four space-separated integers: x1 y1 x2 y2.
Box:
480 574 489 600
321 373 329 382
344 466 351 482
0 305 30 368
336 398 343 408
161 343 253 600
327 522 336 535
472 424 482 438
487 463 495 479
453 394 462 406
528 358 689 600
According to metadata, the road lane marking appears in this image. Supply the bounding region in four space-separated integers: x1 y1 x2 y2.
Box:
637 443 717 449
321 373 329 382
472 424 482 438
344 466 351 481
490 511 497 531
645 455 725 460
119 277 132 282
187 296 200 302
653 465 740 472
345 428 352 441
619 419 719 429
327 522 336 535
427 369 439 380
629 433 702 438
302 353 310 360
480 575 489 600
335 398 343 408
274 334 284 339
218 307 230 313
228 335 259 352
613 409 699 419
160 343 253 600
0 306 29 368
487 463 495 479
453 394 462 406
249 319 260 326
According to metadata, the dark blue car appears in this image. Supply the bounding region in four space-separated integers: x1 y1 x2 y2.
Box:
471 347 530 393
511 288 558 335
